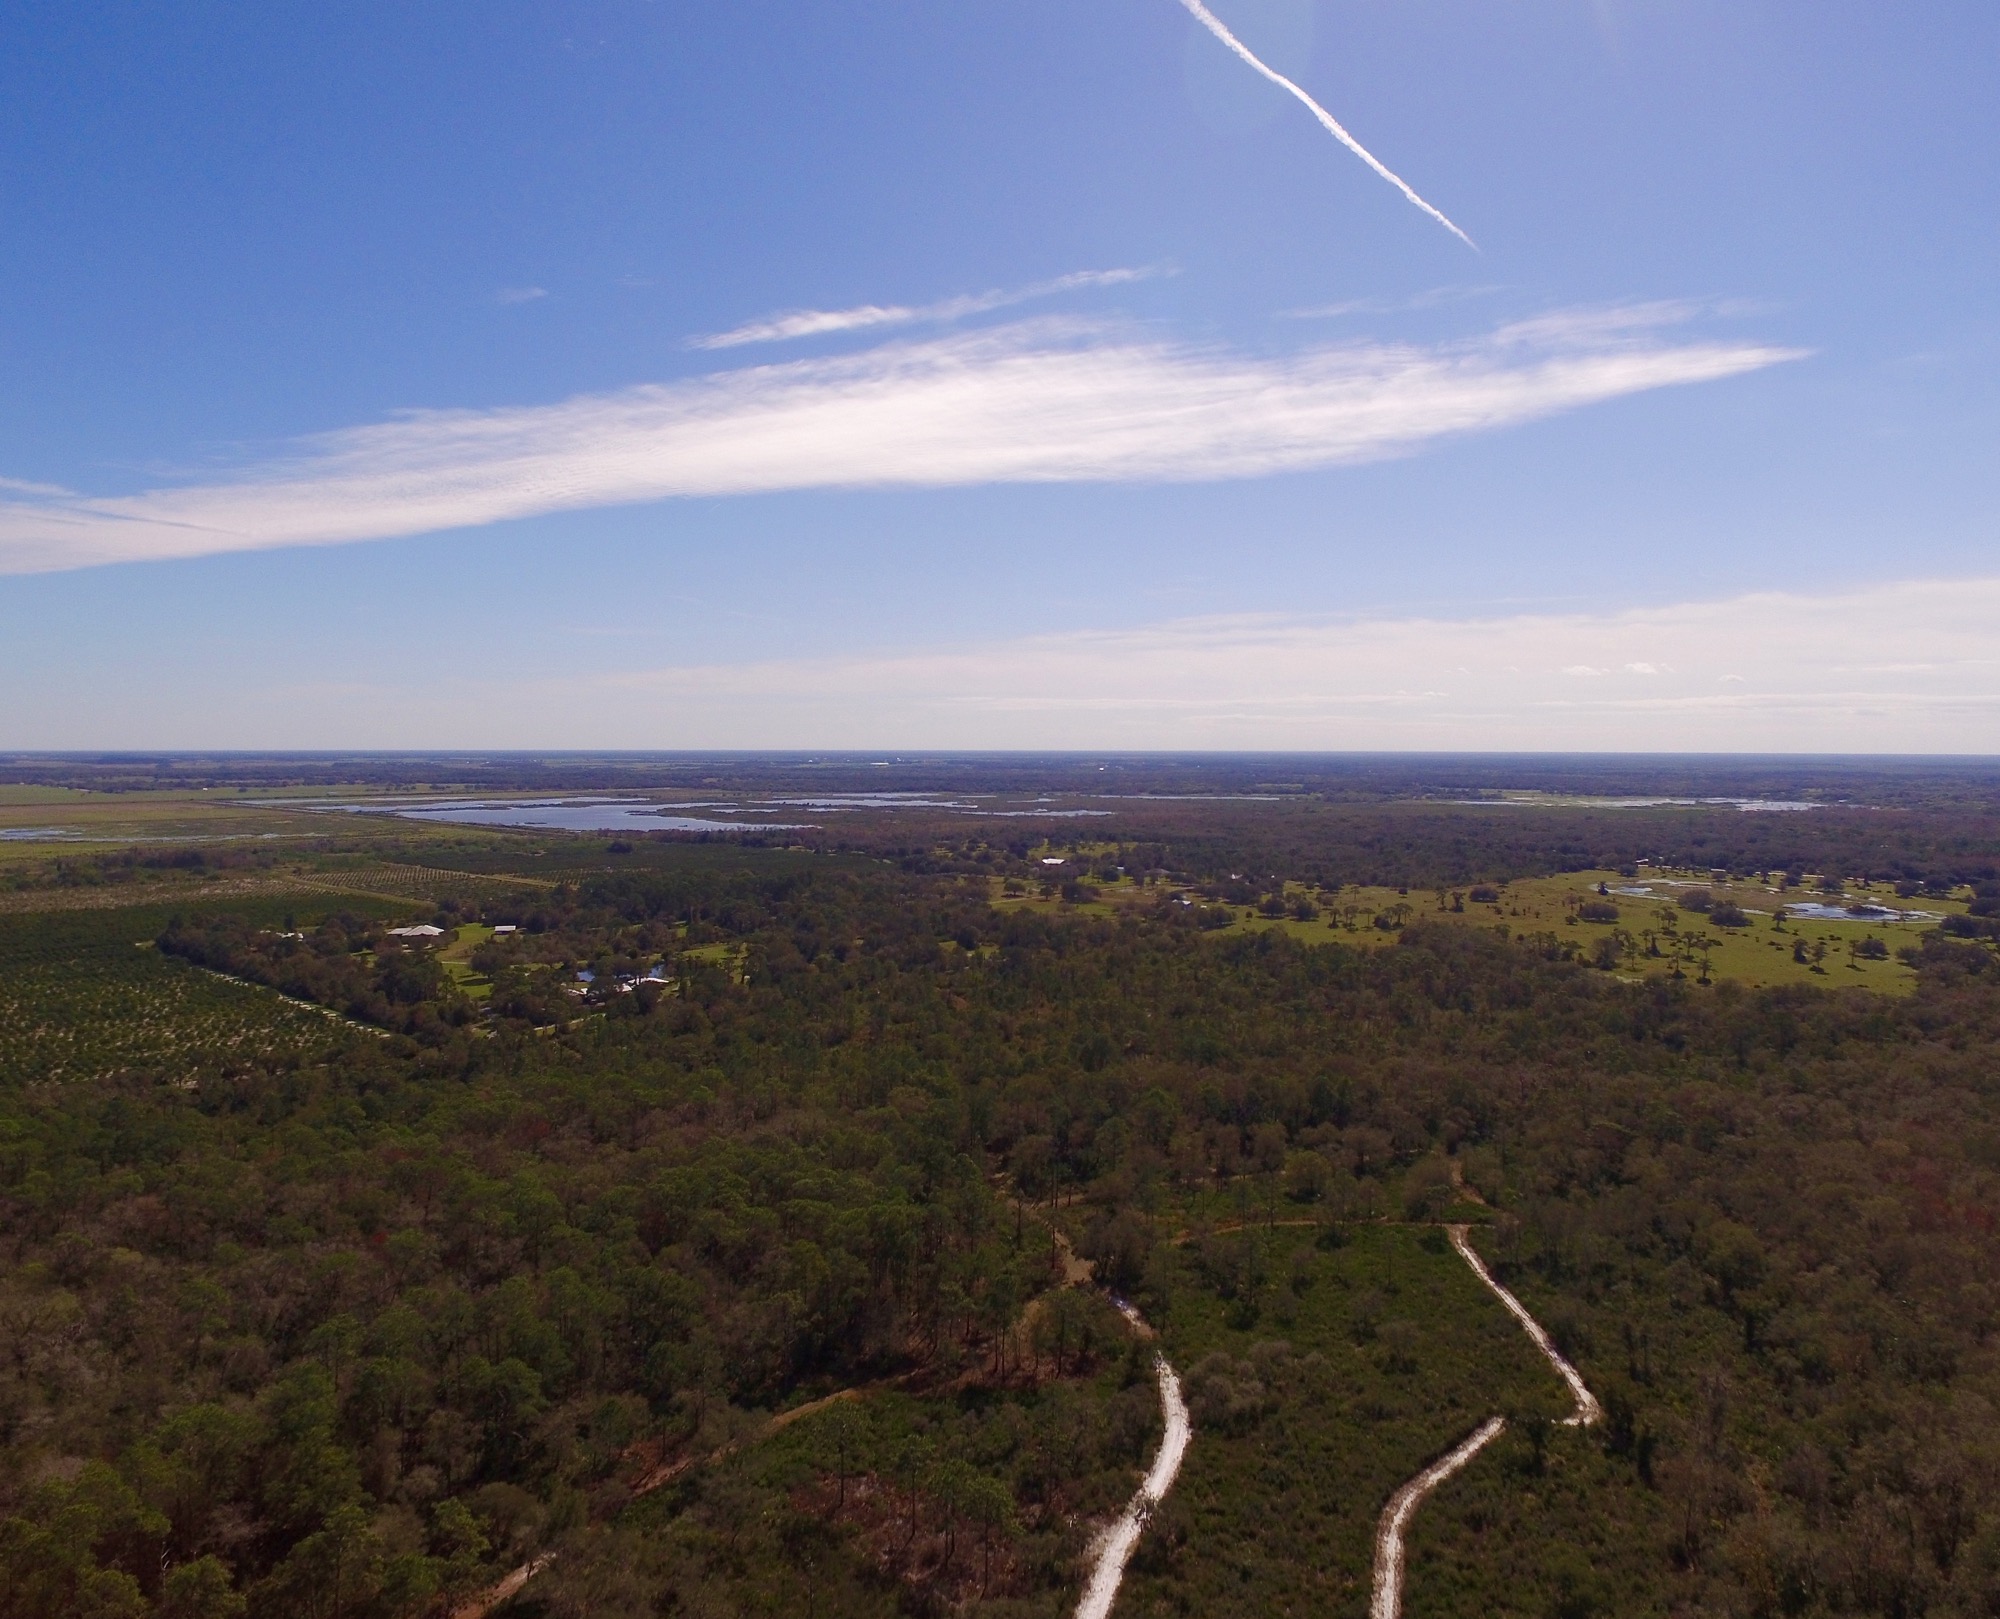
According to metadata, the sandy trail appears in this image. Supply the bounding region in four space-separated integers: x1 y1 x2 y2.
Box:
1445 1224 1601 1427
1367 1223 1601 1619
1368 1416 1506 1619
991 1199 1192 1619
993 1201 1191 1619
449 1554 554 1619
1072 1312 1190 1619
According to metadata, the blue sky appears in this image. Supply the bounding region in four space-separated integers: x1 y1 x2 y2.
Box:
2 0 1996 749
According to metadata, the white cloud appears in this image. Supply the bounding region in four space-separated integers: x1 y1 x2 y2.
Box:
494 286 549 305
18 575 1999 751
1281 285 1502 320
690 267 1157 349
554 574 2000 752
1491 300 1702 347
0 305 1800 576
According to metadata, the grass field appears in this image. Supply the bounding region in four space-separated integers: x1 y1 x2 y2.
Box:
0 789 345 860
0 786 580 868
682 940 750 983
0 784 564 912
994 867 1965 995
0 784 98 806
437 922 496 999
1253 869 1956 994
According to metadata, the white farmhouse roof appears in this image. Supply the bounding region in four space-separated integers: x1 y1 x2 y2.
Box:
387 924 445 938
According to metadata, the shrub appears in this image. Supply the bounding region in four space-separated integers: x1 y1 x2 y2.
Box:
1186 1352 1270 1431
1283 1151 1332 1202
1379 1318 1421 1374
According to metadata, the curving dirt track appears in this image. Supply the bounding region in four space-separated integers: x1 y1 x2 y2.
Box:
1071 1329 1190 1619
1368 1417 1507 1619
458 1215 1577 1619
1445 1224 1600 1427
1366 1222 1600 1619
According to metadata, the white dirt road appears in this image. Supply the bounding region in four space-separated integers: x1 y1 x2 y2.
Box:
1446 1224 1601 1428
1369 1416 1507 1619
1072 1312 1190 1619
1367 1223 1601 1619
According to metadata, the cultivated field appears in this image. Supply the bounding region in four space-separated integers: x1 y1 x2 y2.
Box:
0 899 404 1084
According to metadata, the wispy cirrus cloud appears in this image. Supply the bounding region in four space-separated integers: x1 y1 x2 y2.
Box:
0 305 1802 576
0 475 75 497
564 574 2000 751
1282 285 1502 320
52 575 1999 751
493 286 549 306
690 266 1158 349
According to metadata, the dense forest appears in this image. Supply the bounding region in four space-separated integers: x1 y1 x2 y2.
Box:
5 813 2000 1619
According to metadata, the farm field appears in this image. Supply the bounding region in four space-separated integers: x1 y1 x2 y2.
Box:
0 786 588 870
0 900 396 1084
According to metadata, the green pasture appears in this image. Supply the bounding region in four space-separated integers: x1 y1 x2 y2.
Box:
0 789 340 858
989 864 1966 994
0 784 97 806
1212 868 1968 994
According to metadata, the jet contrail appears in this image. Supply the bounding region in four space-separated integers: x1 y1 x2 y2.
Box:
1177 0 1475 248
